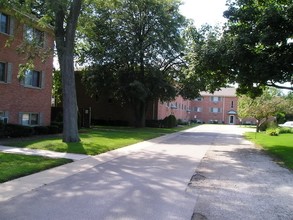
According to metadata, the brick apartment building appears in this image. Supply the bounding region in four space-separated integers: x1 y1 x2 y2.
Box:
190 87 240 124
146 96 192 122
0 9 54 126
148 88 240 125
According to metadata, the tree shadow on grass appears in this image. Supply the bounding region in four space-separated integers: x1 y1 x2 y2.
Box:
66 142 88 155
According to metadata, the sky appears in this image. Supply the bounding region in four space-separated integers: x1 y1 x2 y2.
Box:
179 0 228 28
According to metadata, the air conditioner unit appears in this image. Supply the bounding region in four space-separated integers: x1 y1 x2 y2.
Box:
0 116 8 124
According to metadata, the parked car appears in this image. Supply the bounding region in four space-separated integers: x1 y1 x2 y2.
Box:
279 121 293 128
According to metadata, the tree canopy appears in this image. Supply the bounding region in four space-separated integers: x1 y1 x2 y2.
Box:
80 0 190 127
185 0 293 97
238 87 289 131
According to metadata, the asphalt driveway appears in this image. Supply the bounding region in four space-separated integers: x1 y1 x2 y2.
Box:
0 125 292 220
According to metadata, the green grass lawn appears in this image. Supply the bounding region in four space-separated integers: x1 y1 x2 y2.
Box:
2 125 196 155
244 132 293 169
0 153 72 183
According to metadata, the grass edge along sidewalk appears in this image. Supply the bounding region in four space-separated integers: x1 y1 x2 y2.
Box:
0 126 195 155
0 125 196 183
0 153 72 183
244 132 293 170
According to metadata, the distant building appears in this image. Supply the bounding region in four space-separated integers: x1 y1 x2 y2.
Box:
190 88 239 124
146 96 192 123
0 9 54 126
146 88 241 125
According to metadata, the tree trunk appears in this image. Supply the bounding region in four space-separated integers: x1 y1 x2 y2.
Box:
60 52 80 142
51 0 82 142
134 100 146 128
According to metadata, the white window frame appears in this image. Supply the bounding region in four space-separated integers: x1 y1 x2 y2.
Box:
0 13 14 35
20 112 40 126
211 96 221 102
0 62 12 83
24 25 44 47
195 97 203 101
194 107 202 112
0 62 5 82
210 107 221 113
0 111 8 124
23 70 42 88
0 12 9 34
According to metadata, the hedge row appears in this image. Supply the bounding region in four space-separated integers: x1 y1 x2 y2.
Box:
146 115 177 128
0 122 63 138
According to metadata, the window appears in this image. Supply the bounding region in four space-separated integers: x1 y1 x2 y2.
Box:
24 70 41 88
0 111 8 124
195 97 203 101
194 107 202 112
211 96 221 102
210 107 221 113
0 62 5 82
0 62 12 83
20 113 39 126
231 101 234 108
0 12 8 34
24 26 44 46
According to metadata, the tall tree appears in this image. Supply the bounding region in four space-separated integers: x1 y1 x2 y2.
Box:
223 0 293 94
186 0 293 97
80 0 188 127
48 0 82 142
179 25 230 97
1 0 82 142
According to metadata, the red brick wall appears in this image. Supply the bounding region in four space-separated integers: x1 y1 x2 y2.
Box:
147 96 192 121
190 95 240 124
0 14 54 125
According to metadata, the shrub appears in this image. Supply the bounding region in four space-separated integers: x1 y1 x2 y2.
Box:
163 115 177 128
0 122 5 138
47 125 59 134
51 121 63 133
177 119 189 125
146 120 163 128
266 128 279 136
34 126 49 135
260 120 277 132
278 127 293 134
5 124 33 137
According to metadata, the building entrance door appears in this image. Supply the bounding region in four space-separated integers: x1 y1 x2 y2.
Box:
229 115 235 124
